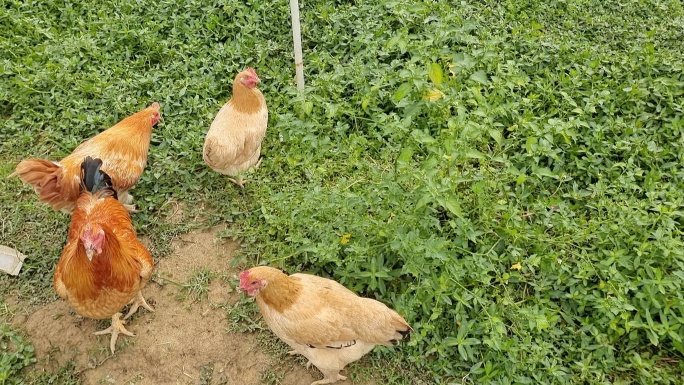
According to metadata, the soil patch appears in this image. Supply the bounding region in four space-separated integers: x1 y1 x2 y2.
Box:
10 227 355 384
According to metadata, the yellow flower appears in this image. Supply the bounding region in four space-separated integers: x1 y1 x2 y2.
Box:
340 233 351 244
510 262 522 270
448 62 456 77
423 88 445 102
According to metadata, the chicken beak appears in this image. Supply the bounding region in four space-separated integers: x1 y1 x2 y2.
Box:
85 246 95 261
237 285 257 296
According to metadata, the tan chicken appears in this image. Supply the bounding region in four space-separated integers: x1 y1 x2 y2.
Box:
54 156 154 353
239 266 411 385
14 103 160 213
203 68 268 187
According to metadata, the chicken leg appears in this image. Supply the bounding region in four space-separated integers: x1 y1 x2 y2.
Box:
288 350 312 369
227 175 252 188
118 191 138 212
124 290 154 320
227 157 262 188
94 312 134 353
311 370 347 385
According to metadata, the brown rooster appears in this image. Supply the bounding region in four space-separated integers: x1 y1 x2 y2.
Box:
239 266 411 385
14 103 161 212
54 156 154 353
203 68 268 187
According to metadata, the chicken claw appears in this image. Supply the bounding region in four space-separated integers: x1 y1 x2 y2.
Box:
119 192 138 212
124 290 154 320
227 176 253 188
311 373 347 385
123 203 139 213
94 312 134 353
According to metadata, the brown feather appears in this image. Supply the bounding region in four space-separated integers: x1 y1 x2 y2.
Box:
54 191 153 319
232 81 264 114
253 268 303 313
14 103 160 212
14 159 79 212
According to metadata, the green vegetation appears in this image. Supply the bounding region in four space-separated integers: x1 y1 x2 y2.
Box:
179 268 214 302
0 323 35 384
2 0 684 383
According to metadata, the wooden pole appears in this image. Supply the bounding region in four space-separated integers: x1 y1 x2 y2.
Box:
289 0 305 90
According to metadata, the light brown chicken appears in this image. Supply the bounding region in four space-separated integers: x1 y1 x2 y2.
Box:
239 266 411 385
14 103 160 213
203 68 268 187
54 157 154 353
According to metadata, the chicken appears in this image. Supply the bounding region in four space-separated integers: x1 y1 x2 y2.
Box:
14 103 161 213
203 68 268 188
239 266 411 385
54 156 154 353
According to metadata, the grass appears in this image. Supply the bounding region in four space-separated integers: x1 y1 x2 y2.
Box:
179 268 214 302
2 0 684 383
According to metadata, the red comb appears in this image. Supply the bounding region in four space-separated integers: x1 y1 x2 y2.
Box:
246 68 258 78
239 270 250 283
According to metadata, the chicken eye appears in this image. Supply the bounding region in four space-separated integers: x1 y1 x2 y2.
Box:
251 280 257 285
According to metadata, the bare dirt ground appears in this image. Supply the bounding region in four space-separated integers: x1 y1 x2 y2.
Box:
9 227 369 385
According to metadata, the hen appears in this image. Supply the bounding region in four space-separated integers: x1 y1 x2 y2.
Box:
54 156 154 353
14 103 161 213
203 68 268 187
239 266 411 385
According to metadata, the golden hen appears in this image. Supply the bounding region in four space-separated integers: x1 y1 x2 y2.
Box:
54 156 154 353
14 103 161 213
203 68 268 187
239 266 411 385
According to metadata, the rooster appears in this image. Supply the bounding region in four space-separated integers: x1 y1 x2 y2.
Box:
14 103 161 213
203 68 268 188
239 266 411 385
54 156 154 353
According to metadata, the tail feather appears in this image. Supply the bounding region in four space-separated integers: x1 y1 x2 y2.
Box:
14 158 60 186
14 158 79 212
388 313 412 346
80 156 117 198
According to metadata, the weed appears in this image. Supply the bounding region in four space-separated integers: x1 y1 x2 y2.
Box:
179 269 214 302
225 296 263 334
27 361 81 385
259 368 284 385
0 323 36 384
198 364 213 385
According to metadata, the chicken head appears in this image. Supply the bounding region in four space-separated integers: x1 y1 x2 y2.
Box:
80 224 105 261
238 68 261 89
238 270 267 296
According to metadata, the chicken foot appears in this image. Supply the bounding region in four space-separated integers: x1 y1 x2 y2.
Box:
94 312 134 353
311 370 347 385
123 290 155 320
227 176 252 188
118 191 138 213
227 158 262 188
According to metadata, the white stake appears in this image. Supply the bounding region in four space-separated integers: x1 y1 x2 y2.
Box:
289 0 305 90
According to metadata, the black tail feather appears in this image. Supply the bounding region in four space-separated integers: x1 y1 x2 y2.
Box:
80 156 117 199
